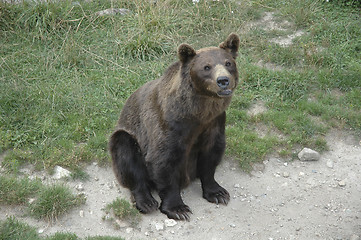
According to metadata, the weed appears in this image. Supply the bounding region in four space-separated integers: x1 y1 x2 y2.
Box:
0 217 40 240
45 233 79 240
103 198 141 227
29 185 86 222
0 175 42 205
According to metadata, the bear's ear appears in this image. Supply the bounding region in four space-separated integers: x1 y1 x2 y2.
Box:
178 44 196 63
219 33 240 59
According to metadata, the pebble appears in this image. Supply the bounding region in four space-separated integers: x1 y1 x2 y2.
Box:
38 229 44 234
28 198 36 204
326 160 334 169
350 234 359 240
154 222 164 231
79 210 84 218
126 228 133 233
338 180 346 187
230 223 236 228
234 184 241 188
75 183 84 191
298 148 321 161
164 219 177 227
52 166 71 179
283 172 290 178
96 8 131 16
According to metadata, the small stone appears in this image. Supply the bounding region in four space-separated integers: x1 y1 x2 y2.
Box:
338 180 346 187
125 228 133 233
96 8 131 16
154 222 164 231
38 229 44 234
350 234 359 240
75 183 84 191
230 223 236 228
94 177 99 181
298 148 320 161
115 219 128 228
234 184 241 188
79 210 84 218
52 166 71 179
145 232 150 236
299 172 305 177
28 198 36 204
326 160 334 169
283 172 290 178
165 219 177 227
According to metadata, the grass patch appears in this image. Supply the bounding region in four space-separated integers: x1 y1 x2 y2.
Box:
0 175 85 222
0 216 39 240
0 217 125 240
29 185 86 222
0 175 42 205
103 198 141 227
1 0 360 171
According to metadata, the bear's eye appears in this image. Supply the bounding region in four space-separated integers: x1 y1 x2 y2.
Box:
204 65 211 71
225 61 231 67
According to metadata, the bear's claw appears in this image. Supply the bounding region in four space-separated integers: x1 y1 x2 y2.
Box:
135 196 159 214
160 204 192 221
203 186 230 205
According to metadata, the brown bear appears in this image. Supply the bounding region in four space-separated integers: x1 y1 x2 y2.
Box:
109 33 240 221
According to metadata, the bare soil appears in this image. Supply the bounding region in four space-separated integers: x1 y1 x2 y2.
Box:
1 130 360 240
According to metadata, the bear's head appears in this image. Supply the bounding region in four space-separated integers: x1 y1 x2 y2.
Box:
178 33 240 98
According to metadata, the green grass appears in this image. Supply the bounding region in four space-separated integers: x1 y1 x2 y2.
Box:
0 0 360 172
29 185 86 222
0 175 85 222
0 175 42 205
0 217 125 240
103 198 141 227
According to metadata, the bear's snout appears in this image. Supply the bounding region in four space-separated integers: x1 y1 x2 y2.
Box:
216 76 230 89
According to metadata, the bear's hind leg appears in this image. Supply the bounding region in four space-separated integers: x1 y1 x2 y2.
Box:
109 130 158 213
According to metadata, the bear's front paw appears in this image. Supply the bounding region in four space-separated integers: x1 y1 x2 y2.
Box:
160 203 192 221
134 195 159 214
203 186 230 205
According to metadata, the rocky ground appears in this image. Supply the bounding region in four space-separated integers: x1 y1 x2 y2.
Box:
1 130 360 240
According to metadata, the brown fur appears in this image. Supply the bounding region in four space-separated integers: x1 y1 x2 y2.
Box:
109 33 240 220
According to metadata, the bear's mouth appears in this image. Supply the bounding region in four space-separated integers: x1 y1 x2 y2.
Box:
217 89 233 97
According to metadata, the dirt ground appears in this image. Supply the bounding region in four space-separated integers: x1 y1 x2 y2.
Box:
1 11 360 240
1 130 360 240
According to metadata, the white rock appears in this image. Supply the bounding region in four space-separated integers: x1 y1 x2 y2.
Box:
52 166 71 179
338 180 346 187
38 229 44 234
79 210 84 218
126 227 133 233
283 172 290 178
299 172 305 177
234 184 241 188
298 148 320 161
28 198 36 204
350 234 359 240
154 222 164 231
75 183 84 191
326 159 334 168
96 8 131 16
164 219 177 227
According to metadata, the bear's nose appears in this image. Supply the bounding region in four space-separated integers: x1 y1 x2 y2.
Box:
217 76 230 89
